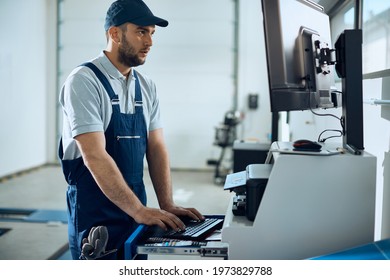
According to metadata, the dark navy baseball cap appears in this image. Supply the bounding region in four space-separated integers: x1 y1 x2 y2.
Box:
104 0 169 31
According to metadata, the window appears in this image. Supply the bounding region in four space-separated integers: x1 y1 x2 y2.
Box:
362 1 390 74
329 2 354 48
328 0 390 76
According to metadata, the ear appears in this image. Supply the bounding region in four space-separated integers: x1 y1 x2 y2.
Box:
107 26 121 44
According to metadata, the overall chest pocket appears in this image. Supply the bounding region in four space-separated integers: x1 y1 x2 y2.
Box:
115 134 146 174
116 136 141 140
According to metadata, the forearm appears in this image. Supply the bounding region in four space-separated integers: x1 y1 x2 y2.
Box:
146 135 174 209
75 132 144 218
146 130 204 221
146 134 204 221
84 151 144 217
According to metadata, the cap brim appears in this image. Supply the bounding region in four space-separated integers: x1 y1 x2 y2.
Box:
132 16 168 27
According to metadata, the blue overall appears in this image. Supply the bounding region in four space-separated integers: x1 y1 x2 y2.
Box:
59 62 147 259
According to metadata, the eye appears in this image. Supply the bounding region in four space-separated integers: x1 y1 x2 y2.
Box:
136 28 155 37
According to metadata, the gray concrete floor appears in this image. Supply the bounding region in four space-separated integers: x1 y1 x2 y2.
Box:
0 165 232 260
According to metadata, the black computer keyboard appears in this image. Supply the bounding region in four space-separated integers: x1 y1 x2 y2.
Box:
151 217 224 241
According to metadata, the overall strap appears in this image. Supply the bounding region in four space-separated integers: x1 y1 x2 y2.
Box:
132 70 143 113
81 62 117 100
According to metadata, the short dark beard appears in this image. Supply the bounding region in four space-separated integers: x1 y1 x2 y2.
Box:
117 33 145 68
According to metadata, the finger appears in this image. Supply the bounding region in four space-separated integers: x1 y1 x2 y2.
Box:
145 216 174 231
185 208 205 220
136 210 171 231
152 219 169 231
158 211 185 231
171 207 204 221
136 208 185 231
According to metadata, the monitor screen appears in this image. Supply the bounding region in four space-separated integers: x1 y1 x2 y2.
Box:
262 0 336 112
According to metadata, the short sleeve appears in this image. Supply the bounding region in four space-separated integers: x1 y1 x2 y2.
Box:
60 71 105 138
145 78 162 131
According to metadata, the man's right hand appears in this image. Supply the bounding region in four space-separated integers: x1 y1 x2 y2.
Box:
133 206 186 231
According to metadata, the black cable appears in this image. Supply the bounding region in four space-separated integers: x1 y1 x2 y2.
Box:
305 77 345 143
317 129 343 143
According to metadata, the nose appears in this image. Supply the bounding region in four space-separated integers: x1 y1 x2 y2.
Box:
144 34 153 47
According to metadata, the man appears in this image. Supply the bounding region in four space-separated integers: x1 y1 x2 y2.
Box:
59 0 203 260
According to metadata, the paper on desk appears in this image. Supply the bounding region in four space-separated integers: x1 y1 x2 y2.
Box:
205 230 222 241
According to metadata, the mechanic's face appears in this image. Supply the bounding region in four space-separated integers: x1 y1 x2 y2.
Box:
118 23 155 67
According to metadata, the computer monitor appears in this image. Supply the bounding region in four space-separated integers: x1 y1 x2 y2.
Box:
262 0 336 112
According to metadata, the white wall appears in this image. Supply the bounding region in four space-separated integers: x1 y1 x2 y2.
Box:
0 0 57 177
237 0 272 142
145 0 272 167
138 0 236 169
